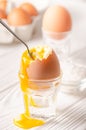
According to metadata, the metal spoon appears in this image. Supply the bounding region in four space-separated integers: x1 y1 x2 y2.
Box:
0 19 33 59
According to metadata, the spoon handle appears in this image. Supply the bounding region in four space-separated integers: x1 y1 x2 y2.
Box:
0 19 33 59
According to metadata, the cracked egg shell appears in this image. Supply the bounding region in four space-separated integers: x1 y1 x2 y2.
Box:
27 51 60 80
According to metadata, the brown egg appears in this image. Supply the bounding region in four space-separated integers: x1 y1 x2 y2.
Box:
20 2 38 16
7 8 32 26
0 8 7 19
27 51 60 80
42 5 72 33
0 0 7 11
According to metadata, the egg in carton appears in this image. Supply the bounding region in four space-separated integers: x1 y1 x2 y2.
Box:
0 2 40 44
16 2 40 41
7 7 39 43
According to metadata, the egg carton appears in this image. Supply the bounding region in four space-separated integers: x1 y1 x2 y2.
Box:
0 0 50 44
0 15 41 44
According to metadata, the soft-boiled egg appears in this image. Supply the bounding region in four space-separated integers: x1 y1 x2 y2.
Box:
7 8 32 26
19 45 61 91
0 8 7 19
20 2 38 16
27 48 60 80
42 5 72 33
21 45 60 80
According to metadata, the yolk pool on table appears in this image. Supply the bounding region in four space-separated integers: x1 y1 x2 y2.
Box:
14 49 46 129
14 94 44 129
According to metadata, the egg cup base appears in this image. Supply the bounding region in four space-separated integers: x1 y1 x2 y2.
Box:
20 75 61 119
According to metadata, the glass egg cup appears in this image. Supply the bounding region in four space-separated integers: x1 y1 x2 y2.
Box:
42 29 71 60
19 73 61 120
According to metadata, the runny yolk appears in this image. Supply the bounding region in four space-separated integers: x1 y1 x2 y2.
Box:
14 50 45 129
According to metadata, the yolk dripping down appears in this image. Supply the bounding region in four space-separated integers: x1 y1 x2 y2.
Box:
14 46 52 129
19 46 51 91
